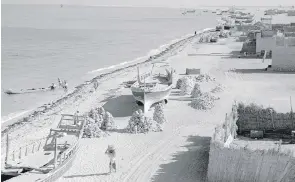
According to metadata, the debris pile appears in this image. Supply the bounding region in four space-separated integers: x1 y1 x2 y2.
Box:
211 84 225 93
177 74 215 90
83 117 105 138
179 76 195 95
153 103 167 125
191 83 202 98
101 112 115 131
195 74 216 82
126 109 153 133
191 92 220 110
176 76 195 89
83 106 115 138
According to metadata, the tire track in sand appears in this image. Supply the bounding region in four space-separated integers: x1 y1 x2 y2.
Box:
121 126 184 182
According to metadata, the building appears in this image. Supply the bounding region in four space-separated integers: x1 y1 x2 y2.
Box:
272 27 295 71
256 30 276 53
287 10 295 16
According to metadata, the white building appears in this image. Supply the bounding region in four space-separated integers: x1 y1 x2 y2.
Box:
256 30 276 53
272 37 295 71
287 10 295 16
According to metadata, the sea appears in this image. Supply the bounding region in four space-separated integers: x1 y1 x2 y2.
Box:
1 4 217 123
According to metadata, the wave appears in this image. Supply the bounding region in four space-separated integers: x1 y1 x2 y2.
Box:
87 56 146 74
1 109 34 124
87 33 193 74
2 27 214 131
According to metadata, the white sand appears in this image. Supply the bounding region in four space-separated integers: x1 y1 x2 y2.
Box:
2 24 295 182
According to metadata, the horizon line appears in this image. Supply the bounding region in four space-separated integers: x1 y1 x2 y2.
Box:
2 3 294 8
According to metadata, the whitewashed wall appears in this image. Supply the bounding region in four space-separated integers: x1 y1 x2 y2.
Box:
256 33 276 53
272 46 295 71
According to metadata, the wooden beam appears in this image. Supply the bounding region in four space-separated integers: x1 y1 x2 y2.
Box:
5 165 50 174
5 133 9 166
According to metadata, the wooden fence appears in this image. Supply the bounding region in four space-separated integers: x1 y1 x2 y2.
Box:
207 103 295 182
7 137 47 164
236 103 295 133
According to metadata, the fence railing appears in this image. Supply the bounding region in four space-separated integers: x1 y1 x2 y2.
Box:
40 142 80 182
40 117 86 182
7 137 47 164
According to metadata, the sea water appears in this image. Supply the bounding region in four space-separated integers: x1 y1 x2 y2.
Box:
1 4 217 122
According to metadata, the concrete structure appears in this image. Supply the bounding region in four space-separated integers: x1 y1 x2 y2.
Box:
272 37 295 71
264 9 276 15
256 30 276 53
287 10 295 16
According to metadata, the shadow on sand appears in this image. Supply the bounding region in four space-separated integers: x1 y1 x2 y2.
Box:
231 69 295 74
151 135 211 182
102 95 139 117
63 172 109 178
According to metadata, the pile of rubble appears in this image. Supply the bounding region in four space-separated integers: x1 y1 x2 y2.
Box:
153 103 166 125
211 84 225 93
191 83 202 98
83 106 115 138
191 92 220 110
126 109 154 133
127 103 167 134
195 74 216 82
176 74 216 90
179 76 195 95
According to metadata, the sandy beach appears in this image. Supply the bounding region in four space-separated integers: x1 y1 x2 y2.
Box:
2 8 295 182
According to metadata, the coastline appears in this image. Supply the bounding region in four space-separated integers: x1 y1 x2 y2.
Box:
2 8 295 181
1 28 212 137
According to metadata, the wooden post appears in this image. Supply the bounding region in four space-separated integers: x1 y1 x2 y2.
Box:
54 137 58 168
12 151 15 161
32 143 35 153
290 96 294 130
19 147 22 160
38 141 41 151
25 145 28 156
271 109 275 130
5 133 10 166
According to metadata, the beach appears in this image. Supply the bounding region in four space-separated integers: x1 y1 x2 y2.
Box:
1 4 217 123
2 6 295 182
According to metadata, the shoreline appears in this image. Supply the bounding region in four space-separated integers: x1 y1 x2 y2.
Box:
1 28 212 135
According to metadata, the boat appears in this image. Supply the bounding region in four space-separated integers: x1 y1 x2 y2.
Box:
5 88 52 95
130 62 174 113
4 84 64 95
2 114 86 182
210 36 219 43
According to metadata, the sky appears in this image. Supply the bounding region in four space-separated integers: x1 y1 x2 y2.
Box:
1 0 295 8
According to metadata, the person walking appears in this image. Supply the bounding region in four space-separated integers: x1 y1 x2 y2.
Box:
63 80 68 92
93 79 99 90
74 111 79 125
105 145 116 173
58 78 62 87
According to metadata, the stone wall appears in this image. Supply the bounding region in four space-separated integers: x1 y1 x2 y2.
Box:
207 103 295 182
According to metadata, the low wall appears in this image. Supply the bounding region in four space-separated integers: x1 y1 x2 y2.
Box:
207 103 295 182
272 46 295 71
